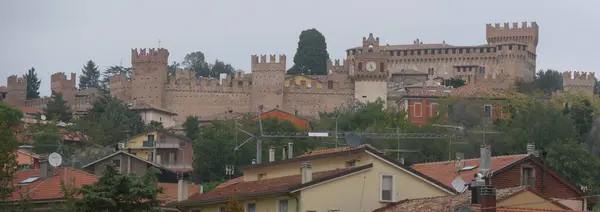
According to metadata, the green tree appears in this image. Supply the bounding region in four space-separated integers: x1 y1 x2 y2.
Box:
444 78 466 88
287 28 329 75
0 102 24 128
147 120 164 130
226 196 244 212
168 61 180 76
0 108 20 201
566 99 594 139
183 115 201 141
72 95 145 146
31 123 63 154
101 65 132 93
43 91 73 122
76 163 163 211
534 69 563 93
25 67 41 100
183 51 210 78
210 60 235 78
78 60 101 90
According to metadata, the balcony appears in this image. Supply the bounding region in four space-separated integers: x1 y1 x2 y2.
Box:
124 141 181 149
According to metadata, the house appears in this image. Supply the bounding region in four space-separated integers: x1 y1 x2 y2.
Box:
16 149 40 169
374 186 578 212
397 83 509 125
170 144 456 212
129 100 178 128
116 129 194 172
82 150 192 183
252 108 311 131
411 147 591 210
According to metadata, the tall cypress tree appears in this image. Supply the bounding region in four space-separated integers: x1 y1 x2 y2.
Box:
78 60 101 90
287 28 330 75
43 91 72 122
26 67 41 100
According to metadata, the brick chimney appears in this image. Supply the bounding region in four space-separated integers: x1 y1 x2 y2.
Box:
480 186 497 212
177 173 189 201
269 146 275 162
287 142 294 159
39 156 51 178
301 161 312 184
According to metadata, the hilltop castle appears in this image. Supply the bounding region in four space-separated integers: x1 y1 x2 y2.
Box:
1 21 595 126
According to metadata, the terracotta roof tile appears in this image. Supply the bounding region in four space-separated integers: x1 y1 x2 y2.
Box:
297 144 371 158
18 107 41 115
404 83 509 98
216 176 243 189
8 167 98 201
374 186 533 212
158 183 201 205
411 154 530 191
128 100 177 115
471 206 582 212
187 167 356 203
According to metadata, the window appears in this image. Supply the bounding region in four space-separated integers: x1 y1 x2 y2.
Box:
294 110 298 116
380 175 394 202
219 206 226 212
428 68 434 75
430 103 439 116
147 135 155 142
19 176 40 184
413 102 422 117
358 62 363 71
368 44 374 52
521 166 535 187
112 159 121 171
447 104 454 118
278 199 289 212
247 203 256 212
483 104 492 118
327 80 333 89
380 62 385 72
169 153 175 164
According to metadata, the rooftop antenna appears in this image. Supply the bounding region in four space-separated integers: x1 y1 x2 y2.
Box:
344 132 361 147
157 38 162 48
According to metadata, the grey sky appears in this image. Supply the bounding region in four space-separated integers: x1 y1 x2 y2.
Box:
1 0 598 96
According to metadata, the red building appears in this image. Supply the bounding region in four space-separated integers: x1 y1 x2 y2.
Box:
397 84 508 126
252 108 311 131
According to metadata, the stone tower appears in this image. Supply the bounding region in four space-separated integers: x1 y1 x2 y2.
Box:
563 71 596 94
50 72 76 103
5 75 27 107
131 48 169 108
486 22 539 82
250 54 286 111
352 33 389 105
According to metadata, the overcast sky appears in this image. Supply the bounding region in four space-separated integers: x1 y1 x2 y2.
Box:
1 0 598 96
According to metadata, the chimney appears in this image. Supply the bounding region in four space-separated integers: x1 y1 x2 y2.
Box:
287 142 294 159
39 156 51 178
177 174 189 201
268 146 275 162
480 186 497 212
470 174 486 205
301 161 313 184
526 143 536 155
282 146 287 160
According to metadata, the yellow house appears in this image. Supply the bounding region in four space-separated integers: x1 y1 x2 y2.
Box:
373 186 574 212
170 144 456 212
118 129 194 172
284 75 327 89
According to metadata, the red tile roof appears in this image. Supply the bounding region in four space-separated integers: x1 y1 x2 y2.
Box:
158 183 201 205
404 83 509 98
411 154 530 191
8 167 98 201
18 107 41 115
297 144 371 158
216 176 243 189
181 166 367 205
374 186 574 212
471 206 582 212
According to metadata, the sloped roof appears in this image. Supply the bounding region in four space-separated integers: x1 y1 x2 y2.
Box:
403 83 509 99
18 107 41 115
7 167 98 201
81 150 190 175
128 100 177 115
158 183 201 205
172 164 373 206
411 154 531 191
216 176 243 189
297 144 371 158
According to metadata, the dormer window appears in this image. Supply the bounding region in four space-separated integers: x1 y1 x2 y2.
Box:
368 44 374 52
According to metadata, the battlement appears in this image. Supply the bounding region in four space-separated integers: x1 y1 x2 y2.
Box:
109 72 131 84
131 48 169 65
51 72 76 86
7 75 27 88
486 21 539 44
486 21 538 31
251 54 287 71
327 59 348 73
563 71 595 81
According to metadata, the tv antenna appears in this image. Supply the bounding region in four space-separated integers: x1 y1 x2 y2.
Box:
48 152 63 168
40 115 47 121
344 132 362 147
157 38 162 48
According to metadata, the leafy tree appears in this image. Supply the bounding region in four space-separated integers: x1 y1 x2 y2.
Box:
76 163 163 211
287 28 329 75
202 179 226 193
226 196 244 212
72 95 145 146
544 140 600 197
183 115 201 141
101 65 132 93
147 120 163 130
566 99 594 139
78 60 101 90
534 69 563 93
444 78 466 88
210 60 235 78
43 91 73 122
32 123 63 154
183 51 210 79
168 61 180 76
25 67 41 100
0 109 20 201
0 102 24 128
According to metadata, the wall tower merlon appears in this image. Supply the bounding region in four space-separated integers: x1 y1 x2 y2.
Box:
512 22 519 29
504 22 510 29
260 55 267 63
251 55 259 65
563 71 572 80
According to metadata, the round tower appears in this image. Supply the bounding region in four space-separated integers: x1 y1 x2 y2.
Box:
131 48 169 108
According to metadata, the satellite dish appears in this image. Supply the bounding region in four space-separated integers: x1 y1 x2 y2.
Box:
344 132 362 147
40 115 46 121
451 176 467 193
48 152 62 167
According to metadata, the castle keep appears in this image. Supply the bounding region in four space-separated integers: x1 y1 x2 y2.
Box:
1 21 596 126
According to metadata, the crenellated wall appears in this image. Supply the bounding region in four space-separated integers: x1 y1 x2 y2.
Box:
563 71 596 94
5 75 27 107
50 72 76 103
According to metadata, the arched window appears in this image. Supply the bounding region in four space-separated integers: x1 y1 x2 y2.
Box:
358 62 363 71
380 62 385 72
368 44 374 52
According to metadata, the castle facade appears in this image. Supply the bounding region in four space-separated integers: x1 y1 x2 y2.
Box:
1 21 596 126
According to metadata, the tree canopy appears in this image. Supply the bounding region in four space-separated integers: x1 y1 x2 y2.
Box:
25 67 41 100
183 115 200 141
182 51 236 78
79 60 101 90
0 103 20 201
43 91 73 122
287 28 329 75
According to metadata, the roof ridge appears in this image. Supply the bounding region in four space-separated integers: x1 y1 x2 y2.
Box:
412 154 530 166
